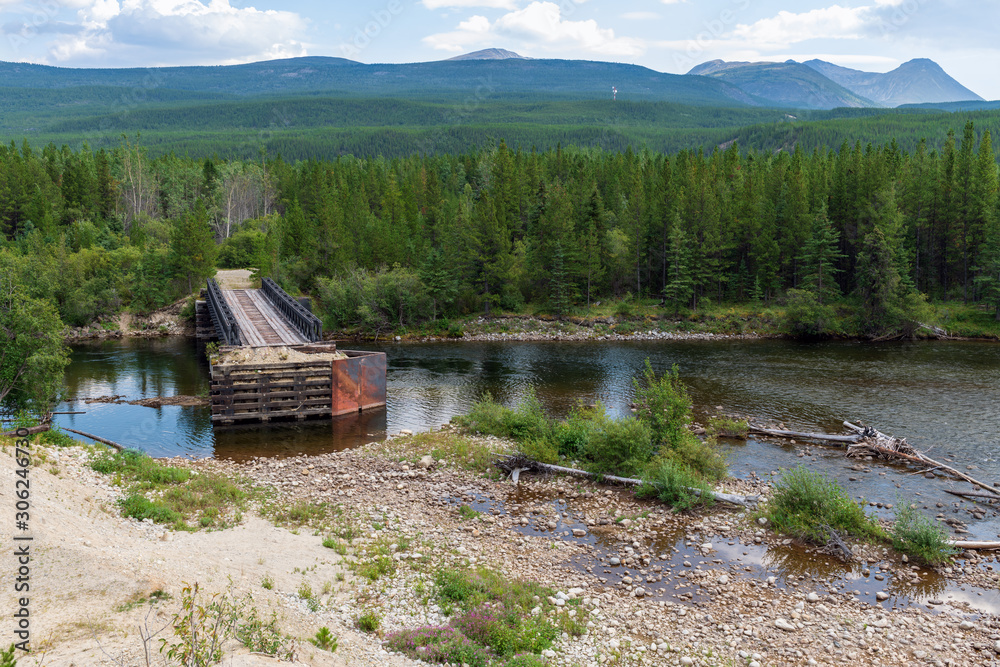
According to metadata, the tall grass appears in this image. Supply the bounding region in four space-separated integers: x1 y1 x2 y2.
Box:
891 504 957 565
764 467 886 544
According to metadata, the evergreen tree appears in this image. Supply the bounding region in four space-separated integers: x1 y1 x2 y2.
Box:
799 206 846 304
662 214 693 312
169 199 217 294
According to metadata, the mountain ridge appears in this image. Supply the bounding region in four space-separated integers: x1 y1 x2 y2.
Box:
803 58 983 107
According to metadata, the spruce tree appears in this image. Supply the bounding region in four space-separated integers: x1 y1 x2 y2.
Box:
799 207 845 304
662 214 693 312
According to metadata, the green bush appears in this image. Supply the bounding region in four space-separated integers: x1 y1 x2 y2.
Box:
579 415 653 478
356 611 381 634
891 504 957 565
665 433 728 482
783 288 836 338
456 389 551 443
636 456 713 511
764 467 885 544
119 494 184 525
633 361 692 449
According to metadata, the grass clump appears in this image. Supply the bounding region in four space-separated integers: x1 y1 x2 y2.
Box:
636 456 713 512
91 449 246 529
891 504 957 565
764 467 886 544
90 449 191 487
706 416 749 439
354 555 396 581
356 611 382 634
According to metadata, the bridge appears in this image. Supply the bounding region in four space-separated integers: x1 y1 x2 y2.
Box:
201 277 322 347
196 276 386 425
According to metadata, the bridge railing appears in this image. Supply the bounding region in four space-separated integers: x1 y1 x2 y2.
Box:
206 278 242 346
261 277 322 342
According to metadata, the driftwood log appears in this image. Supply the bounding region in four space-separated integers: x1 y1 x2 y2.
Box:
59 427 125 451
948 541 1000 550
843 422 999 496
1 424 51 438
749 426 862 444
944 489 1000 501
494 454 760 508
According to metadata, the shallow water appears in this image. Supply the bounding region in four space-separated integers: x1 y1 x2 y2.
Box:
54 336 1000 538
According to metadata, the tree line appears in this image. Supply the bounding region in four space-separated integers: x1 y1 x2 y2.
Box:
2 123 999 339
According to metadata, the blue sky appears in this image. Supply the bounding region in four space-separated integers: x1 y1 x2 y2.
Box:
1 0 996 99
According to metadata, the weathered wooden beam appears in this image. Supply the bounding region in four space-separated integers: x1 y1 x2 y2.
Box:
750 426 861 444
60 427 124 451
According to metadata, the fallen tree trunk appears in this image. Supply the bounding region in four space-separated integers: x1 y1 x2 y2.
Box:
944 489 1000 501
948 541 1000 550
0 425 51 438
844 422 998 496
60 427 124 451
749 426 862 444
495 455 760 508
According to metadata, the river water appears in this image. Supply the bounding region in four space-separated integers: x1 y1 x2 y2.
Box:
54 337 1000 532
55 337 1000 461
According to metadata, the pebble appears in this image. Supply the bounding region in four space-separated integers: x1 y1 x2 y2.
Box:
876 592 889 601
775 618 796 632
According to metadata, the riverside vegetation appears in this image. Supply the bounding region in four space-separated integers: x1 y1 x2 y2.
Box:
3 123 1000 368
2 390 981 666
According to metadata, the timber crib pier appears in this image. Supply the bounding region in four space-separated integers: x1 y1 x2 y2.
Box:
196 278 386 425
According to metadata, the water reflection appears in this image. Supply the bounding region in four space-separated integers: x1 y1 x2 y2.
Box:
57 338 1000 473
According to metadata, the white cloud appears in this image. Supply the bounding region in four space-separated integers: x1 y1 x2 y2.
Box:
44 0 308 65
425 1 643 57
422 0 519 9
731 5 870 50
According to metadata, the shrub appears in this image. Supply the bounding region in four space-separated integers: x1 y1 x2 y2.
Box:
356 611 381 634
636 456 713 512
891 504 957 565
783 288 836 338
452 600 556 657
386 626 492 667
579 415 653 478
665 433 728 482
765 467 885 544
633 361 692 450
456 389 551 443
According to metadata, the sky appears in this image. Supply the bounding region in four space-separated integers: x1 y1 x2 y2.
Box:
1 0 997 99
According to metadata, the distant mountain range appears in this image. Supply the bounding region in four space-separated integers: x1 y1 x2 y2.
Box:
688 57 982 109
0 49 984 112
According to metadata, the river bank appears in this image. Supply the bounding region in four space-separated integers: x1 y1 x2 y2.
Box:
7 427 1000 667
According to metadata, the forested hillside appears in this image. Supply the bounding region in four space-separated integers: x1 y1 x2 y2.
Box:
2 119 999 338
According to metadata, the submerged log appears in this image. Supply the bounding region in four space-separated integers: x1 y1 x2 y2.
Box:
749 426 862 444
495 455 760 508
944 489 1000 501
60 427 125 451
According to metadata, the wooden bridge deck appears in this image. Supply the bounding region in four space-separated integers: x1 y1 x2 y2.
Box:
221 289 308 347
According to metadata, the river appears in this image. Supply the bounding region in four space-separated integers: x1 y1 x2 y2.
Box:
54 336 1000 538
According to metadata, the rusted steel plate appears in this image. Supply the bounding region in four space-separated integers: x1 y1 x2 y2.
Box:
331 351 387 416
359 352 387 410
